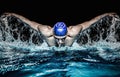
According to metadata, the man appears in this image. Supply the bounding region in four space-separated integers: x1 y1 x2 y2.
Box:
1 12 118 47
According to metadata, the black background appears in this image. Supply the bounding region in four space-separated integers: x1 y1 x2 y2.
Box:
0 0 119 27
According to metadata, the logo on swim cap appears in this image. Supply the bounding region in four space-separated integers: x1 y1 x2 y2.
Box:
53 22 67 36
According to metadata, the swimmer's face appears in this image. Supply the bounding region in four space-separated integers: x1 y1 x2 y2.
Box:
54 36 66 47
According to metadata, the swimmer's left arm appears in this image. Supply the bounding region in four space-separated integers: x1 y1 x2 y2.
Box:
66 12 120 46
75 12 120 45
80 12 117 30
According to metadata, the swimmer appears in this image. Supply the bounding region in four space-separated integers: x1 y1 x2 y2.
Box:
1 12 118 47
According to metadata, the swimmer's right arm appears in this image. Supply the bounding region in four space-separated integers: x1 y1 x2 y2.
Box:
3 13 53 35
2 12 42 30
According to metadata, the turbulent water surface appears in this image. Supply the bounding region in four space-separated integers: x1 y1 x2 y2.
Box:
0 13 120 77
0 41 120 77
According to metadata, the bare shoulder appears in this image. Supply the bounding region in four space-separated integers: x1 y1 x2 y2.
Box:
67 25 83 37
38 25 53 37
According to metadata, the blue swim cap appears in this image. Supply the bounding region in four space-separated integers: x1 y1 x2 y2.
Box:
53 22 67 36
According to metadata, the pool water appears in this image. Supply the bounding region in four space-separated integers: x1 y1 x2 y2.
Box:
0 41 120 77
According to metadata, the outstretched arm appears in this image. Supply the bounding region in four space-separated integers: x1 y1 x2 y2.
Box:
80 12 117 30
0 12 55 46
66 12 119 46
2 12 43 30
76 12 120 45
2 12 53 36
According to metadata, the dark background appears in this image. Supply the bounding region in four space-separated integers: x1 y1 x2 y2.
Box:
0 0 119 27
